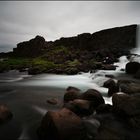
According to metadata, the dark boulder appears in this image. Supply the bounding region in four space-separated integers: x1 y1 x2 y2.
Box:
112 93 140 115
80 89 105 108
103 79 119 96
102 64 116 70
105 74 115 78
65 67 79 75
64 87 81 103
0 105 13 124
37 108 86 140
28 67 42 75
112 93 140 128
94 113 128 140
83 118 100 139
125 62 140 74
96 104 113 114
117 79 140 94
103 79 116 88
64 99 93 117
112 93 131 116
134 69 140 79
94 111 140 140
66 86 81 92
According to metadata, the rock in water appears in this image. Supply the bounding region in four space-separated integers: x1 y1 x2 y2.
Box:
103 79 119 96
117 79 140 94
125 62 140 74
64 99 93 117
112 93 140 128
37 108 86 140
83 118 100 138
80 89 105 108
134 69 140 79
64 87 81 103
96 104 113 114
66 86 81 92
0 105 13 124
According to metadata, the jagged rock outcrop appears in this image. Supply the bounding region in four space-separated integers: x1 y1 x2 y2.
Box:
13 35 47 57
53 24 137 58
13 24 137 60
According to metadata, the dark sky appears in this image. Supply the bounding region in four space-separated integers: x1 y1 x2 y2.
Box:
0 1 140 52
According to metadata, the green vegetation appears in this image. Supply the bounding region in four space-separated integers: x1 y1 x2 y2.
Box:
51 46 69 54
45 46 69 58
31 58 57 72
67 59 81 67
0 58 32 72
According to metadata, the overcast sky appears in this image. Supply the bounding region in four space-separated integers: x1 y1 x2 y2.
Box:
0 1 140 52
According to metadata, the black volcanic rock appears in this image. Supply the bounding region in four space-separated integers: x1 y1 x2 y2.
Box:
13 24 137 59
13 35 46 57
53 24 137 54
125 62 140 74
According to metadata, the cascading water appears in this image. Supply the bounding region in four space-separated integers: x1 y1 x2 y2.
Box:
131 25 140 55
130 25 140 63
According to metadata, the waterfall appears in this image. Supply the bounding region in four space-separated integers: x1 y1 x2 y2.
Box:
131 25 140 55
130 25 140 63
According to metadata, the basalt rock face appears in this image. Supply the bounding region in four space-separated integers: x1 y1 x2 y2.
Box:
13 25 136 59
53 24 137 55
13 36 47 57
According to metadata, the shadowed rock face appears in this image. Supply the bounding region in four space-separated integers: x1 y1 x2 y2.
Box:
54 25 137 51
37 108 86 140
13 36 46 57
12 24 137 59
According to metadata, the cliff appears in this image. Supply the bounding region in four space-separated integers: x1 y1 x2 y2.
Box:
12 24 137 59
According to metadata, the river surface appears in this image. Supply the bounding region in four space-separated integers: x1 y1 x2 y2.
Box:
0 55 139 140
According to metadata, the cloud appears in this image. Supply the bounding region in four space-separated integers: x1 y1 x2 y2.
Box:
0 1 140 52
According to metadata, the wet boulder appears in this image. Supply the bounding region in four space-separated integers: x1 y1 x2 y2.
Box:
28 67 42 75
117 79 140 94
37 108 86 140
94 113 127 140
66 86 81 92
125 62 140 74
64 99 93 117
65 67 79 75
103 79 119 96
64 87 81 103
134 69 140 79
0 105 13 124
112 93 140 129
96 104 113 114
80 89 105 108
105 74 115 78
112 93 140 116
112 93 130 116
83 118 100 139
102 64 116 70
